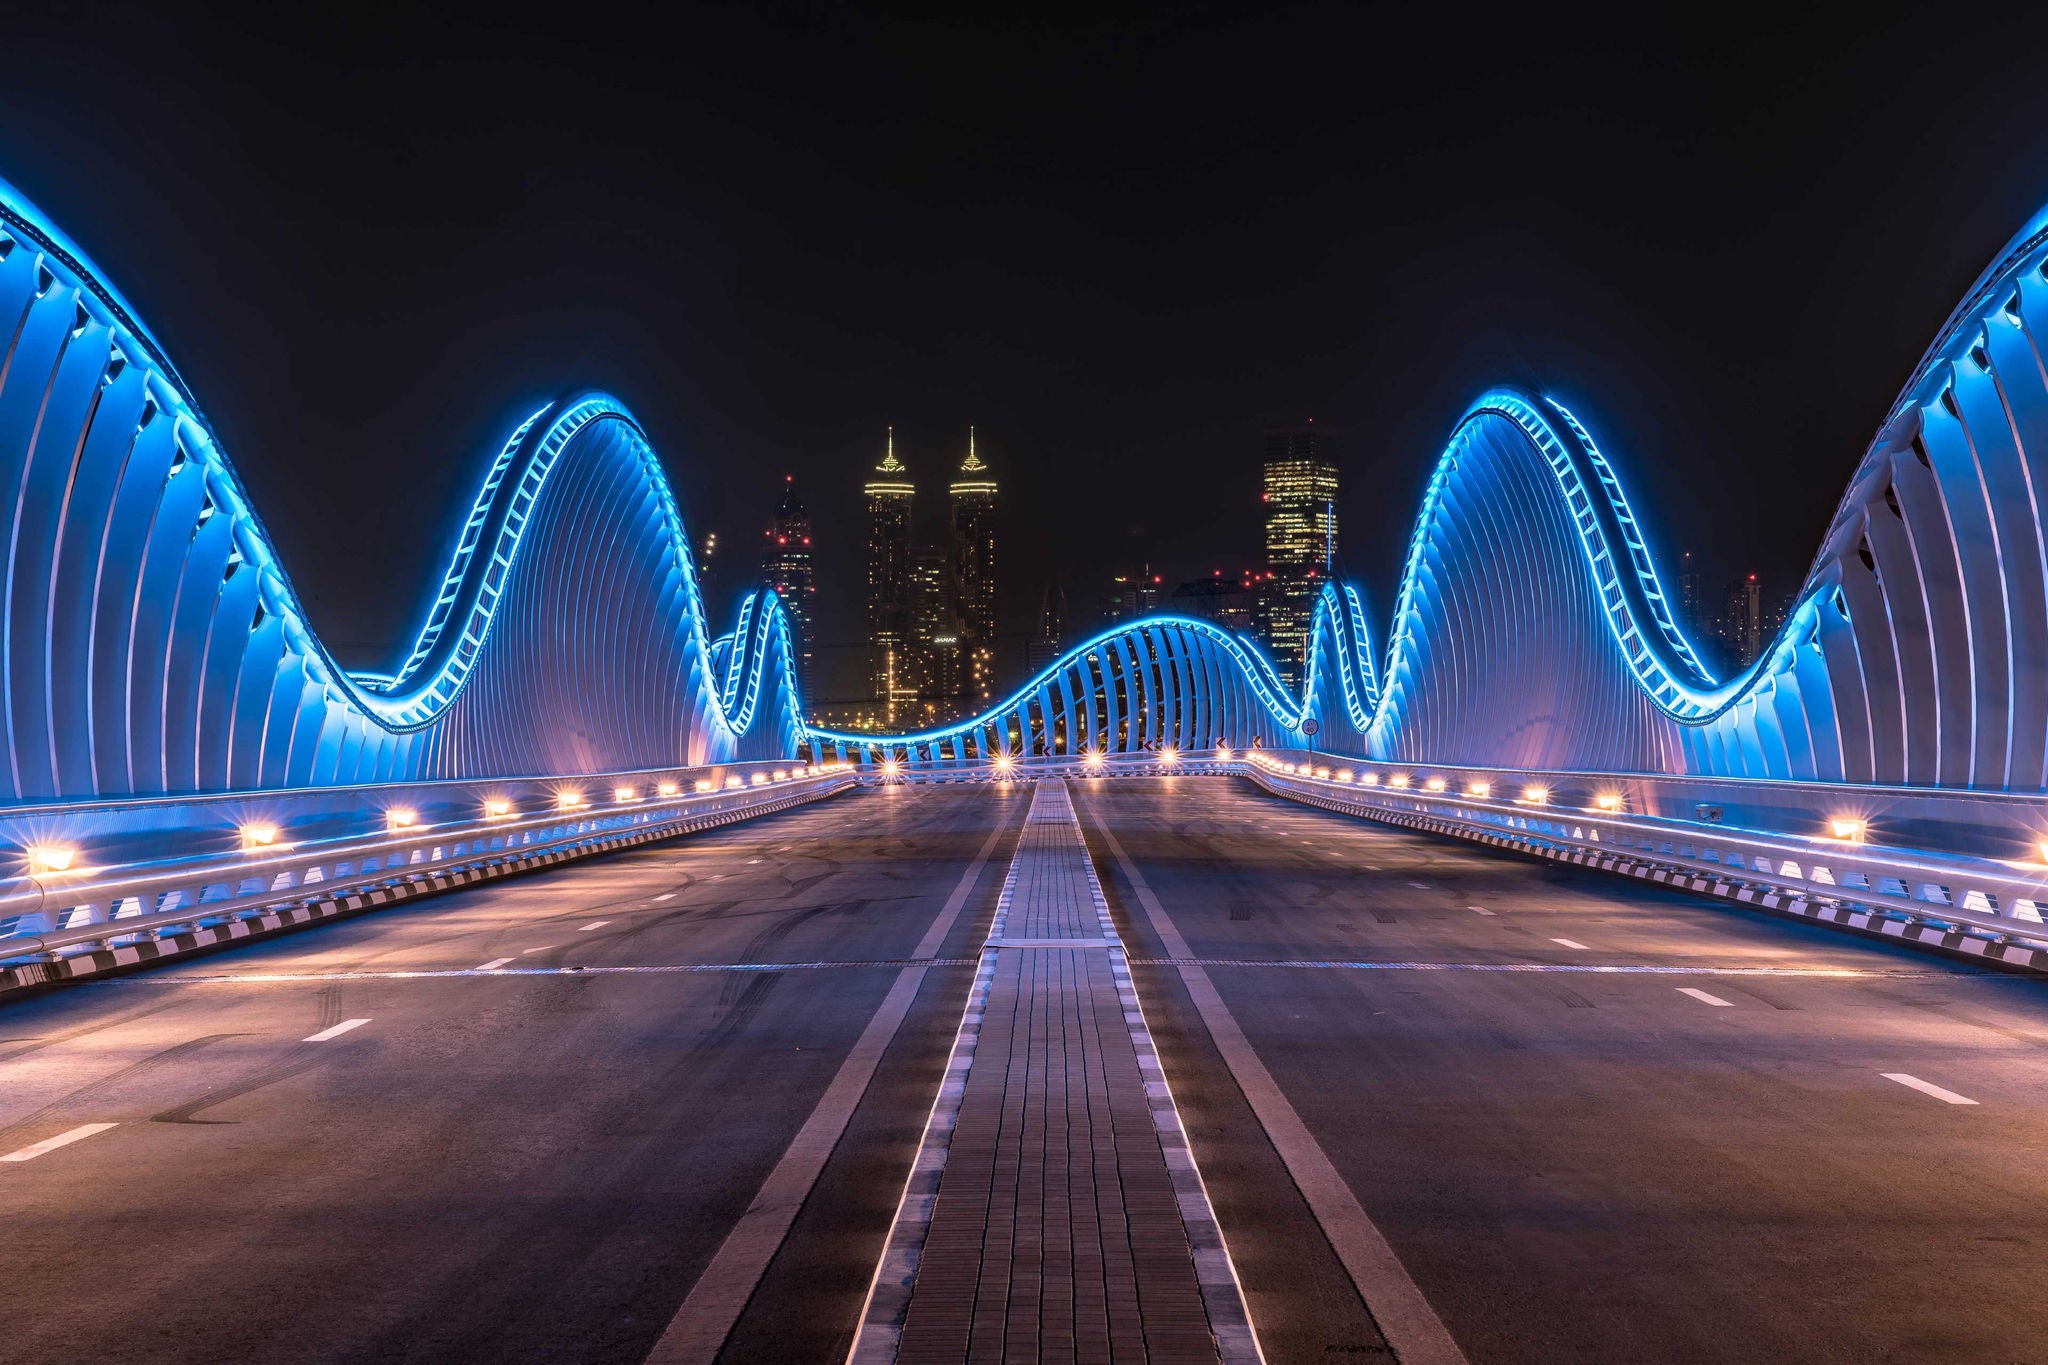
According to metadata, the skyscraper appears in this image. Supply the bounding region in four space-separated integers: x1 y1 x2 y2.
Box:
1027 582 1066 673
911 545 962 711
1717 573 1763 667
759 475 814 698
950 427 998 702
865 429 915 725
1261 423 1339 687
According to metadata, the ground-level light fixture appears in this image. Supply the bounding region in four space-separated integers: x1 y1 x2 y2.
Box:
557 791 584 810
240 822 280 848
726 776 745 789
1424 776 1447 792
484 798 513 819
1467 781 1490 798
614 786 639 802
750 772 768 785
658 781 679 797
25 843 75 875
1161 745 1179 764
1389 774 1410 788
1522 785 1549 804
386 807 418 830
694 779 714 793
1594 793 1624 812
881 759 900 776
1216 746 1232 762
1829 816 1867 842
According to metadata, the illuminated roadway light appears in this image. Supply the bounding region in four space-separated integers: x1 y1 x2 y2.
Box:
1085 751 1106 769
726 776 744 789
386 807 418 829
1389 774 1409 788
1829 816 1867 841
1215 746 1232 762
484 798 513 819
1338 770 1354 782
1467 781 1491 798
1424 777 1447 792
1315 767 1331 779
657 781 679 797
1523 785 1549 804
772 770 789 782
25 844 75 875
880 759 900 776
751 772 768 785
1161 746 1179 764
240 822 280 848
694 779 713 793
1594 793 1624 812
614 786 639 802
557 791 584 810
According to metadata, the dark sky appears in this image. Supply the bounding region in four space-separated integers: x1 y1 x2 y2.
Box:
5 4 2048 695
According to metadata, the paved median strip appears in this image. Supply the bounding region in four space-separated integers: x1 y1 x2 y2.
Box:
0 1122 118 1163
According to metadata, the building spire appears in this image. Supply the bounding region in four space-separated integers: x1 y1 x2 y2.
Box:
959 424 988 474
875 425 906 475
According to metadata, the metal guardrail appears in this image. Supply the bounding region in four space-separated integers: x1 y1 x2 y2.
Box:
0 765 854 962
1238 753 2048 952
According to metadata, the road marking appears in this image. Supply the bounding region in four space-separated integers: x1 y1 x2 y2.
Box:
1677 987 1734 1007
477 957 514 971
1550 937 1590 950
521 945 555 954
303 1018 370 1042
1468 906 1496 916
653 893 676 902
645 804 1020 1363
0 1123 117 1162
578 920 610 931
1882 1072 1979 1105
1409 881 1431 889
746 859 762 865
1086 806 1470 1365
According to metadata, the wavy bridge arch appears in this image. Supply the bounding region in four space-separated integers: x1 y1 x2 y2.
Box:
0 176 800 804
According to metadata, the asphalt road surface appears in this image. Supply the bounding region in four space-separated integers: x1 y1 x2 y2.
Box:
2 776 2042 1364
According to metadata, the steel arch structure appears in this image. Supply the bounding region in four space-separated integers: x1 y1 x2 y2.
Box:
842 198 2048 794
0 176 800 805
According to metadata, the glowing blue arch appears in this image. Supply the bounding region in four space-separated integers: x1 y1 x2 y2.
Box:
0 176 800 804
845 196 2048 793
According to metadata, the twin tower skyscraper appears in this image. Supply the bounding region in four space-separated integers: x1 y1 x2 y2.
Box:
865 429 998 727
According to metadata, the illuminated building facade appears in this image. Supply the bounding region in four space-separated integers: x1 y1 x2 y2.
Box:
911 546 962 713
760 476 815 699
1261 424 1339 687
864 430 915 725
950 427 998 702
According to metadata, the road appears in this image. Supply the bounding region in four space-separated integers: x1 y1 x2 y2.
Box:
3 776 2044 1363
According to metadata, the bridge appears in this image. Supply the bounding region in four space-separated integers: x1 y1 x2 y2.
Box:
2 172 2048 1364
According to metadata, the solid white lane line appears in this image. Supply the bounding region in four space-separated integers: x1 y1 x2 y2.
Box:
1882 1072 1980 1105
653 893 676 902
1550 937 1590 950
646 805 1019 1364
746 859 762 865
0 1122 117 1162
522 945 555 954
477 957 515 971
1677 987 1734 1007
1087 807 1469 1365
1468 906 1496 916
579 920 610 931
303 1018 370 1042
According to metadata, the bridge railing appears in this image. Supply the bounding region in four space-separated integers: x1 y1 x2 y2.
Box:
0 761 854 960
1241 750 2048 951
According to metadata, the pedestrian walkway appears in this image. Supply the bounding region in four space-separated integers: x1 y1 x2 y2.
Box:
851 779 1260 1364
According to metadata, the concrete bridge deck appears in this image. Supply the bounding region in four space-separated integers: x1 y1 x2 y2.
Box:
1 777 2045 1363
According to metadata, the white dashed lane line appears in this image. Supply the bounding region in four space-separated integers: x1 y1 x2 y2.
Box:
0 1123 117 1163
1677 987 1734 1007
1883 1073 1979 1105
304 1018 371 1042
1550 937 1590 951
1468 906 1496 917
652 893 676 902
579 921 610 932
522 945 556 954
477 957 514 971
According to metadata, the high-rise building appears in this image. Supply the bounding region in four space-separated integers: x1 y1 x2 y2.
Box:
1100 569 1161 625
911 545 962 713
1262 423 1339 688
759 475 814 698
1027 582 1066 673
1678 551 1704 642
1170 571 1259 633
865 429 915 725
950 427 998 703
1717 573 1763 667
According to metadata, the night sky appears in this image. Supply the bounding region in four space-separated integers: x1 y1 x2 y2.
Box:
5 5 2048 698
